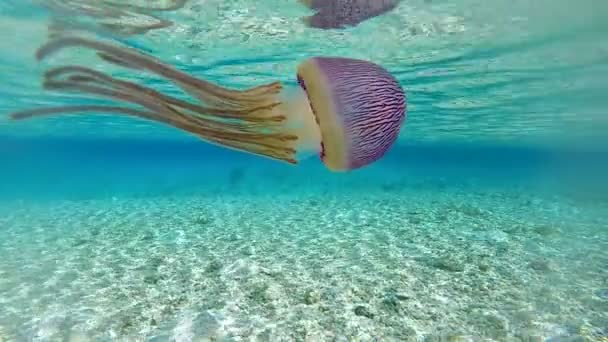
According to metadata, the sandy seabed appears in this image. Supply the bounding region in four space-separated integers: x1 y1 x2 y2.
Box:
0 186 607 341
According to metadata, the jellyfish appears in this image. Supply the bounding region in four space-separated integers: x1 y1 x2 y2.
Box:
8 36 407 171
299 0 400 29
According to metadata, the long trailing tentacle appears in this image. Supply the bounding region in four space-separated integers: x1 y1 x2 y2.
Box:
41 69 290 140
10 36 299 163
35 36 284 109
43 66 284 124
9 104 292 159
100 0 189 13
11 105 165 122
44 0 188 38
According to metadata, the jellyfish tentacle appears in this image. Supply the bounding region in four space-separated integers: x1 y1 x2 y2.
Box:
36 37 283 110
100 0 188 12
42 65 287 129
10 105 158 121
10 84 297 163
97 52 145 70
12 36 307 164
40 69 297 151
10 104 295 162
44 0 188 38
100 19 173 37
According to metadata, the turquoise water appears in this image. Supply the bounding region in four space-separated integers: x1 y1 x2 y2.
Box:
1 0 607 341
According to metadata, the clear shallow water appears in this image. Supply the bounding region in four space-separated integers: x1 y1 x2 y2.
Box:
0 0 607 341
1 0 608 145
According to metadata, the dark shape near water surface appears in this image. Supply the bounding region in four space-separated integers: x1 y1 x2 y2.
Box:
42 0 188 38
299 0 400 29
9 36 407 172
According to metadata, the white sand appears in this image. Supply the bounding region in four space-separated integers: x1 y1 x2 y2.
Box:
0 188 606 341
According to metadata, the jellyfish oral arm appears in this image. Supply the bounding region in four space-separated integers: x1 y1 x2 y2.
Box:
278 86 324 162
8 36 326 166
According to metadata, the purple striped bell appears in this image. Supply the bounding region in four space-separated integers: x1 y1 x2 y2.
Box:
299 0 400 29
296 57 407 171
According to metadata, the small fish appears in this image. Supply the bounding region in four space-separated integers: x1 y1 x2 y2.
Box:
299 0 400 29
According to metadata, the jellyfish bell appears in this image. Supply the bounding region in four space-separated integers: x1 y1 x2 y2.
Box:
296 57 406 170
9 37 406 172
299 0 401 30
